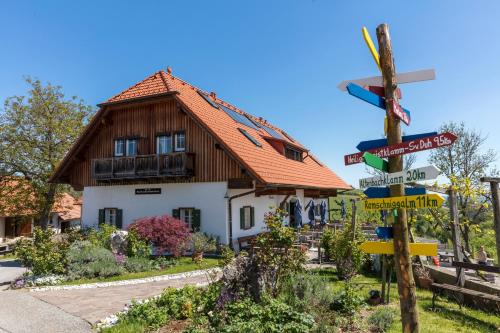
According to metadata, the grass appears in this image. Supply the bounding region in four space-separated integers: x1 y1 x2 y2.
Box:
0 253 16 261
314 268 500 333
61 257 219 286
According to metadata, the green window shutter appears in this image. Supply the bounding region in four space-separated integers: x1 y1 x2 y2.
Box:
116 209 123 229
240 207 245 230
250 207 255 227
172 208 180 219
192 209 201 232
98 209 105 225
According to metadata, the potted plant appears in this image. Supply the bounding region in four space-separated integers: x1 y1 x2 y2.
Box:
414 265 433 290
191 232 217 262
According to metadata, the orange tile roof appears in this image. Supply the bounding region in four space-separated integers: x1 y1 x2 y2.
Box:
101 70 350 190
51 193 82 221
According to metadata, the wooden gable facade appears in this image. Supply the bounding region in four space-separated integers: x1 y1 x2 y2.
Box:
63 96 251 190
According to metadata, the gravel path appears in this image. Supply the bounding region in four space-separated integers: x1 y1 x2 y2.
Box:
31 271 217 324
0 291 92 333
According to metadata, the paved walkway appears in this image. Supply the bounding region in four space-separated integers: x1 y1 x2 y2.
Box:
0 260 25 290
0 291 92 333
31 272 216 324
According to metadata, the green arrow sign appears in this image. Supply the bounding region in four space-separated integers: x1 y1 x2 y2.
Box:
362 152 388 172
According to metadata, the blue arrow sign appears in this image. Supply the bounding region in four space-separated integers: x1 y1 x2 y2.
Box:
356 132 438 152
375 226 393 240
363 187 427 198
346 83 411 122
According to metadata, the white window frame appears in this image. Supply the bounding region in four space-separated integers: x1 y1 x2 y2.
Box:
179 208 193 230
104 208 117 226
242 206 252 230
114 139 125 157
174 132 186 152
156 135 172 155
126 138 138 156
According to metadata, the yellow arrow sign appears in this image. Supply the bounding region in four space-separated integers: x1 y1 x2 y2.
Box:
360 241 438 256
364 194 445 211
362 27 381 72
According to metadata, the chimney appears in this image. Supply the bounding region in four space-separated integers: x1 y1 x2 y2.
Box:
166 66 172 74
210 92 216 99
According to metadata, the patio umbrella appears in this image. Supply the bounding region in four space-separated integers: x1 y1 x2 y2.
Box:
305 200 316 227
340 199 347 220
294 198 303 229
320 200 327 225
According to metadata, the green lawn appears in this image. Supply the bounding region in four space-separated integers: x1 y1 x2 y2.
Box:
0 253 16 261
61 257 219 286
315 268 500 333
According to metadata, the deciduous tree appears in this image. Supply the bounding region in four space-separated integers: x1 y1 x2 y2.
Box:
0 77 92 228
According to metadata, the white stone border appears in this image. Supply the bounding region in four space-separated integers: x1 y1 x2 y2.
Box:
29 268 221 292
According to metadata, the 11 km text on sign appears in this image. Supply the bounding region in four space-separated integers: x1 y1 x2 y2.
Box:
364 194 445 211
345 132 457 165
359 165 440 188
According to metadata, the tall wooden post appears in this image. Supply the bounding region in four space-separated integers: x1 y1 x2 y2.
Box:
481 177 500 265
376 24 419 333
351 198 357 240
448 188 465 285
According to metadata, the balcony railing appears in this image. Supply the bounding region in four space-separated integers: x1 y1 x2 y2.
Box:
91 153 195 180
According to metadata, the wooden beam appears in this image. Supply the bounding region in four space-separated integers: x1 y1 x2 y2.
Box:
481 176 500 183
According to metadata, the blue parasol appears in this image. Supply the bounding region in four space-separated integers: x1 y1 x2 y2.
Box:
320 200 327 225
340 199 347 220
305 200 316 227
294 198 303 228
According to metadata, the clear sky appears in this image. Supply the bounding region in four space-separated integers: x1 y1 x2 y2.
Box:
1 1 499 187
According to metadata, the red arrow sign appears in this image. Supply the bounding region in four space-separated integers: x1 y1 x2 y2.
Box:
390 99 410 125
345 132 457 165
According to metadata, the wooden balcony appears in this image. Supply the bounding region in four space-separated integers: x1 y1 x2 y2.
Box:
91 153 195 180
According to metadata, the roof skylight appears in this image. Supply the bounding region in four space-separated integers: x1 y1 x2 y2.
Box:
197 91 219 109
219 104 260 130
262 125 284 140
238 128 262 147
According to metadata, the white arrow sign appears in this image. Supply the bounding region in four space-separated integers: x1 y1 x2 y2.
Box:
359 165 440 189
337 69 436 91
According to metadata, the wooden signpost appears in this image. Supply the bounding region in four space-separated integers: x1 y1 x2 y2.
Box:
345 132 457 165
346 82 411 125
360 241 438 256
362 152 388 172
359 165 440 188
364 194 445 211
356 132 437 151
363 187 426 199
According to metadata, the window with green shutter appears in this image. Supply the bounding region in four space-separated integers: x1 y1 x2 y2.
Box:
100 208 122 228
174 208 200 232
192 209 201 231
115 209 123 229
172 209 180 219
240 206 254 230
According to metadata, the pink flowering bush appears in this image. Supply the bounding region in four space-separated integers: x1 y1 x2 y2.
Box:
128 215 191 258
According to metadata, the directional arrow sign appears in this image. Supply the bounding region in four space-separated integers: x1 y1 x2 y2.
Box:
357 132 437 151
346 83 411 125
362 152 388 172
360 241 438 256
363 194 445 211
363 187 427 199
345 132 457 165
359 165 441 188
337 69 436 91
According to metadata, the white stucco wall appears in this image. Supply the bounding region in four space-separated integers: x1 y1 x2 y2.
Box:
82 182 229 243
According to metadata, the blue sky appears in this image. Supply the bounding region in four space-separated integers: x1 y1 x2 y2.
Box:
1 1 499 187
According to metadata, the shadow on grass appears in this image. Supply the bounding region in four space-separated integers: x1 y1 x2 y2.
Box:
420 297 499 332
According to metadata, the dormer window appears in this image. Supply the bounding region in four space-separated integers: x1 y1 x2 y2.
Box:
285 146 303 162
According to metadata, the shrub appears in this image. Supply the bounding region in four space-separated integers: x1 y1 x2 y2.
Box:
213 296 315 333
128 215 191 258
14 227 67 275
254 209 307 295
191 232 217 254
67 241 123 279
152 256 176 270
278 273 334 313
126 229 151 258
124 257 152 273
326 224 366 280
320 229 334 261
368 307 396 332
85 224 117 250
330 281 364 315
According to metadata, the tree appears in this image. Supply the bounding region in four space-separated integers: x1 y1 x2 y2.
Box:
429 122 497 252
0 77 92 228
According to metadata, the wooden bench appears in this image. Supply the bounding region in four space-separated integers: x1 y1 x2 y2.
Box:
431 261 500 312
237 234 259 252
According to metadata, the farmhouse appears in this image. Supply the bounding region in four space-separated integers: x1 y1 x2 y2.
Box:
50 69 350 248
